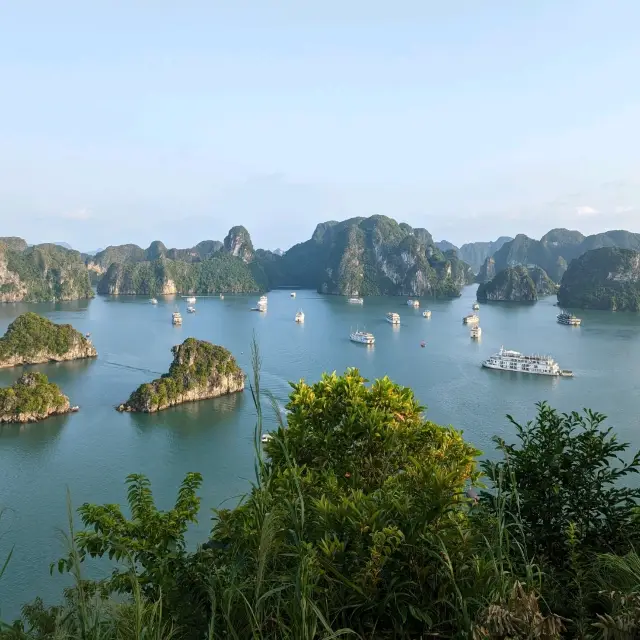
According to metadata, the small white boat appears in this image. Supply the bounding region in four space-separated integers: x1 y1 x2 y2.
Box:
470 325 482 339
261 433 273 444
472 302 480 311
187 306 196 313
385 312 401 325
295 310 305 323
220 294 224 300
186 296 196 304
347 297 364 304
463 314 479 324
290 292 296 298
407 299 419 308
350 330 375 345
422 310 431 318
150 298 158 305
172 311 182 325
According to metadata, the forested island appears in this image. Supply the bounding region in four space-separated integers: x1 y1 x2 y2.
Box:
558 247 640 311
477 265 558 302
0 313 97 367
0 372 76 423
0 240 93 303
117 338 244 412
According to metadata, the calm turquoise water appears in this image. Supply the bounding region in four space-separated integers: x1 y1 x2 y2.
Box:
1 287 640 617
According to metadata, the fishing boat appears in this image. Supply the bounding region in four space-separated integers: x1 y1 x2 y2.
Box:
350 330 375 345
472 302 480 310
420 341 426 348
385 312 401 325
150 298 158 305
347 297 364 304
186 296 196 304
187 306 196 313
422 310 431 318
470 325 482 339
463 314 479 324
295 310 305 323
172 311 182 325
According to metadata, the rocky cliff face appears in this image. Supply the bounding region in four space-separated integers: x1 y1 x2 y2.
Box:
118 338 244 412
477 265 558 302
558 247 640 311
281 215 473 297
0 372 76 423
223 226 254 263
0 243 93 303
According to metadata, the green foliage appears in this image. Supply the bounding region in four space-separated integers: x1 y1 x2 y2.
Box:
482 402 640 564
0 373 68 417
558 247 640 311
0 313 89 360
0 237 27 253
124 338 243 411
90 244 147 270
3 244 93 302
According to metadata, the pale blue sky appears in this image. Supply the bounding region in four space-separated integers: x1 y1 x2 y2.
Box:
1 1 640 251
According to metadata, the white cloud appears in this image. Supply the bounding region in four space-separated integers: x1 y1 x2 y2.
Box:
575 205 599 216
60 208 92 221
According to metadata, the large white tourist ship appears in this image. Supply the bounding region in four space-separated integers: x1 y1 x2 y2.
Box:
350 330 375 345
482 347 573 377
385 312 401 325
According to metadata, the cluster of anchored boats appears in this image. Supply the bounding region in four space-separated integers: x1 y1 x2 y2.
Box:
349 298 434 345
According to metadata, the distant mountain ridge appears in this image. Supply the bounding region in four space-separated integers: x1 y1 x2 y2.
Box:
478 228 640 284
435 237 513 272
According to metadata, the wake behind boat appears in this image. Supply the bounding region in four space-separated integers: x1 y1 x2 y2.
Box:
482 347 572 377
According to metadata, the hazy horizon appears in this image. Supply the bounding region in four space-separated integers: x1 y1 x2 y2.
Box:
2 2 640 251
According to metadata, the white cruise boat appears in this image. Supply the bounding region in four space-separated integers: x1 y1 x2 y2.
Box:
422 310 431 318
186 296 196 304
261 433 273 444
150 298 158 305
472 302 480 311
290 292 296 298
407 299 420 308
219 294 224 300
295 310 305 323
463 314 479 324
386 312 401 325
557 310 581 326
482 347 573 377
470 325 481 339
347 297 364 304
187 306 196 313
172 311 182 325
350 330 375 345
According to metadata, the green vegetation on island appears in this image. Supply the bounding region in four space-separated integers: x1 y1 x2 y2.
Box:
0 313 97 367
281 215 474 297
6 356 640 638
0 372 72 423
0 243 93 303
118 338 244 412
558 247 640 311
477 265 558 302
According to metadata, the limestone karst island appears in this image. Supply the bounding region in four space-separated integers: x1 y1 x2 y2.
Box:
117 338 245 413
0 372 77 423
0 312 97 368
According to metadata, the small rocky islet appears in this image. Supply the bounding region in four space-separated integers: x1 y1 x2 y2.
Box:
0 372 77 424
117 338 245 413
0 312 97 368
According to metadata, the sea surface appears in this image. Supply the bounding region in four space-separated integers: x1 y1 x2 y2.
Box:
1 287 640 618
